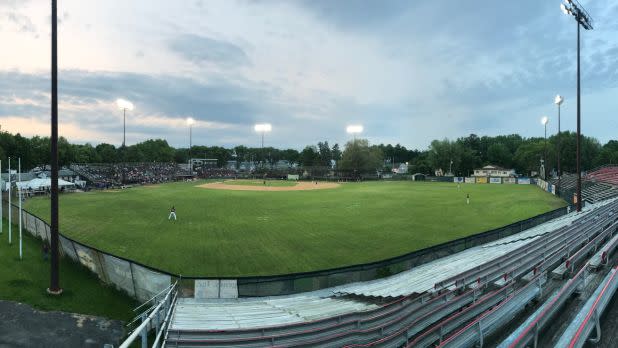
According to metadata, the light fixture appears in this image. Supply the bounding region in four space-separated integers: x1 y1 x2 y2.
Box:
116 98 134 111
554 95 564 106
254 123 272 132
541 116 549 125
346 125 363 134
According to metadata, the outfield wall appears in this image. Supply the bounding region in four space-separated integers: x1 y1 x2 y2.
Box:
2 198 568 300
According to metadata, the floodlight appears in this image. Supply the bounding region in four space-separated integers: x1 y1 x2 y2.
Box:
541 116 549 125
346 125 363 134
187 117 195 126
254 123 272 132
560 3 570 15
116 98 134 111
554 95 564 106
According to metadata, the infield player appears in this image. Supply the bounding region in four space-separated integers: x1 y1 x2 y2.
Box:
168 206 177 220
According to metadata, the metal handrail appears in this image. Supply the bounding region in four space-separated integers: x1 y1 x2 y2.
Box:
152 290 179 348
119 281 178 348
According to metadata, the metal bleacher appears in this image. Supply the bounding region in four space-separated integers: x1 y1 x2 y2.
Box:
554 266 618 348
119 199 618 348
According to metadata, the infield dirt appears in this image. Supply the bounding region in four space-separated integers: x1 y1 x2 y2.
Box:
197 181 340 191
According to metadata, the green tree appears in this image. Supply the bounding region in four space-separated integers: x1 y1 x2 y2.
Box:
338 139 383 173
300 146 320 167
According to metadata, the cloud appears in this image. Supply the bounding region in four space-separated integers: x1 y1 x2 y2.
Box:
168 34 250 67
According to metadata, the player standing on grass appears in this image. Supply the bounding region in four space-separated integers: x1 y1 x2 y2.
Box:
168 206 177 220
466 193 470 205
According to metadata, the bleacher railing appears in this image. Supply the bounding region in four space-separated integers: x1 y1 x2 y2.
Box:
119 281 178 348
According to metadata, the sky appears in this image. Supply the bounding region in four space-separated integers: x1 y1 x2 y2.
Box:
1 0 617 150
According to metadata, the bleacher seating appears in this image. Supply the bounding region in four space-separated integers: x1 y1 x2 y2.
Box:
71 163 188 186
586 165 618 186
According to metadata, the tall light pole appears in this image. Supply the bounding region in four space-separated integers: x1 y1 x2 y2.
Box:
116 98 134 148
18 157 22 260
541 116 549 180
561 0 593 212
555 95 564 189
187 117 195 172
254 124 272 168
346 125 363 141
49 0 61 295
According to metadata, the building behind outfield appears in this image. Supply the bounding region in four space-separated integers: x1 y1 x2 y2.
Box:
473 165 516 177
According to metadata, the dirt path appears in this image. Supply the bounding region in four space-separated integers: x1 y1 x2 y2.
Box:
0 300 124 347
197 181 340 191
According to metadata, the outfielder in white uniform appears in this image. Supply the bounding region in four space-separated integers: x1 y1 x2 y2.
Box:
168 206 177 220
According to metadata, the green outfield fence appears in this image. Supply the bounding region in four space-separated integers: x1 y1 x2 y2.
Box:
2 198 568 300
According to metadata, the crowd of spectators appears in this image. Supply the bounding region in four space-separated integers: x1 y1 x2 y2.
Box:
196 167 238 179
71 163 190 187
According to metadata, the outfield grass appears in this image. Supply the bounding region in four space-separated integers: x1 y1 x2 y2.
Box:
0 219 136 320
221 179 297 187
24 181 566 277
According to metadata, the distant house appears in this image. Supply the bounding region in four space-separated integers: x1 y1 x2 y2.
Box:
473 165 516 178
275 160 290 169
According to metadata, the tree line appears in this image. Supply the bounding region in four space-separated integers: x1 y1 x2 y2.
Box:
1 130 617 175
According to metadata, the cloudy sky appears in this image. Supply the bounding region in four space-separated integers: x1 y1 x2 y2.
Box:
1 0 617 150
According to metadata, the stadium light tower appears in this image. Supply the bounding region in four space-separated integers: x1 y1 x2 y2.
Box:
561 0 593 212
541 116 549 180
254 123 272 149
187 117 195 172
116 98 134 147
346 125 363 141
555 95 564 188
254 123 272 167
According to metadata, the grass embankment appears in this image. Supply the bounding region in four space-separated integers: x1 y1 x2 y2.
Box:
0 219 136 320
25 181 566 277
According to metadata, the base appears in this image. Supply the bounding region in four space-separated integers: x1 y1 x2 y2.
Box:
46 288 63 296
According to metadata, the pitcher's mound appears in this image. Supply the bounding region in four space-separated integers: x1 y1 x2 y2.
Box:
197 180 340 191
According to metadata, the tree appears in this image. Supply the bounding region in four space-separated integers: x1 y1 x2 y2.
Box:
300 146 320 167
96 143 118 163
317 141 332 167
332 144 342 162
338 139 383 173
487 143 511 167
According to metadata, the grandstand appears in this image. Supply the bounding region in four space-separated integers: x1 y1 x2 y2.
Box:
551 172 618 204
586 165 618 186
118 197 618 347
70 162 190 187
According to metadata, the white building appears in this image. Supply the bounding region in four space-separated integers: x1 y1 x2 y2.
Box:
473 165 516 177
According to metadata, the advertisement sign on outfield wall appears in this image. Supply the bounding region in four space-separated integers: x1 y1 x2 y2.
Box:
465 177 475 183
518 177 531 184
537 179 549 191
453 177 464 183
503 177 516 184
476 177 488 184
490 177 502 184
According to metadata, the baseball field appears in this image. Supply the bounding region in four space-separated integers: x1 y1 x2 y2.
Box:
23 180 566 277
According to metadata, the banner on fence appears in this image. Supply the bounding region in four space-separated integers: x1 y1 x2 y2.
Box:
490 177 502 184
518 177 531 185
287 174 299 180
503 177 516 184
453 177 464 183
476 177 488 184
465 177 475 184
537 179 548 191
